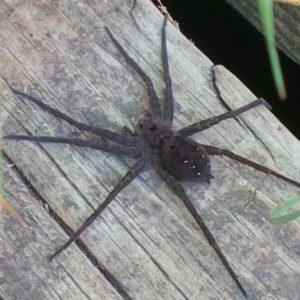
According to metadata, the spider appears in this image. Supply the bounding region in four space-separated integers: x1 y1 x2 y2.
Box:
5 14 300 298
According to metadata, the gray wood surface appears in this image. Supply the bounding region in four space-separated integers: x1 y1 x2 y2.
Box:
226 0 300 65
1 0 300 299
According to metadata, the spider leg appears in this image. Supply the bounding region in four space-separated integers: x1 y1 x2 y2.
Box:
4 135 140 157
121 125 137 137
49 158 146 260
10 88 135 146
155 163 248 298
178 98 270 136
203 144 300 187
161 14 174 124
104 27 162 119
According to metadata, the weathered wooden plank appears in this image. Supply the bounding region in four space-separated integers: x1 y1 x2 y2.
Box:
226 0 300 65
1 0 300 299
1 155 124 300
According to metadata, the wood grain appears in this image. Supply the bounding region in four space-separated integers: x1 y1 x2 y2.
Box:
1 0 300 299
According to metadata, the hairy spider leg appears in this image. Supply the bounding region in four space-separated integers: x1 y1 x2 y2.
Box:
178 98 270 136
105 27 162 119
49 158 146 260
161 14 174 123
9 87 135 146
203 144 300 187
4 135 139 157
156 163 247 298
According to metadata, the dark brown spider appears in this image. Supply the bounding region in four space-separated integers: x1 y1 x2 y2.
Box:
5 15 300 298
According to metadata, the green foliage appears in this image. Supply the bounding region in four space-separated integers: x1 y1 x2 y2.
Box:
269 196 300 224
257 0 286 99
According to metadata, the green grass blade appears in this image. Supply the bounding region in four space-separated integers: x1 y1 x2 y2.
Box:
269 196 300 224
257 0 286 99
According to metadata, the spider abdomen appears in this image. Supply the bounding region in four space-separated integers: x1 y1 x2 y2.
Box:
161 136 213 182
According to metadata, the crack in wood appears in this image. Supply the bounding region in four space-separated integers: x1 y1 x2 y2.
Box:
3 153 132 300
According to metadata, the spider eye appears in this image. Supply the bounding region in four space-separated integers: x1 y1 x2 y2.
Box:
150 125 157 131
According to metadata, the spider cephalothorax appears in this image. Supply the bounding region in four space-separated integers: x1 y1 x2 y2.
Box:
136 115 212 181
136 116 172 149
5 14 300 298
